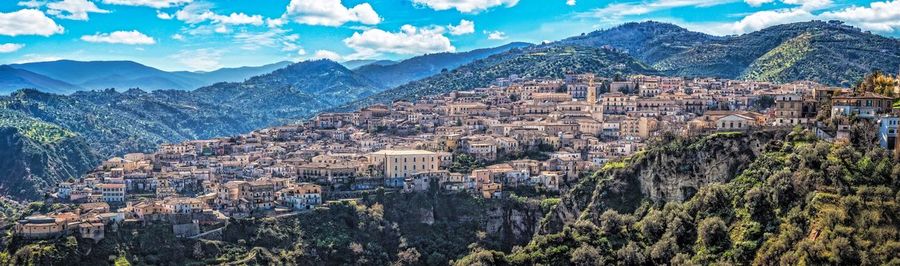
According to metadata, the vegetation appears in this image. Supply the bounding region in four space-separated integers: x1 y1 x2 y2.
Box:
1 190 546 265
854 70 899 97
654 21 900 87
455 127 900 265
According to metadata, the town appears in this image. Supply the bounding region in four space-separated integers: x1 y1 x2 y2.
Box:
14 73 900 241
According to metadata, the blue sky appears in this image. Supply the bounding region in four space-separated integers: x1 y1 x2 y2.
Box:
0 0 897 71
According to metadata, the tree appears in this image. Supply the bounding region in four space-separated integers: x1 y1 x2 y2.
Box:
571 244 603 265
395 248 421 266
697 217 728 251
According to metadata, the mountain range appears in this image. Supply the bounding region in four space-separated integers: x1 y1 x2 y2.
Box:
2 20 900 200
0 60 293 94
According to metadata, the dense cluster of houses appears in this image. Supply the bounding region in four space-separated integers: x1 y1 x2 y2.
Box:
16 73 900 240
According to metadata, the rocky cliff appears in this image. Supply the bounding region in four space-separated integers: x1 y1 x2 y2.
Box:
542 131 782 234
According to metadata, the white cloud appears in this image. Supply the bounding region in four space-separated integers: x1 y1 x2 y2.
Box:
485 30 507 40
17 1 45 8
281 0 381 27
448 19 475 35
46 0 109 20
783 0 832 10
820 0 900 32
173 48 223 71
343 25 455 59
411 0 519 13
81 30 156 45
265 18 285 28
566 0 576 6
589 0 735 18
157 11 173 20
233 29 300 51
101 0 191 9
744 0 774 7
729 9 814 33
173 2 263 34
691 0 899 35
175 2 263 26
171 33 184 40
216 13 264 25
312 50 342 61
0 43 25 53
0 9 64 36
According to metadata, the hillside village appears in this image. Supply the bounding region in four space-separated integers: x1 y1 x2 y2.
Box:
14 72 900 242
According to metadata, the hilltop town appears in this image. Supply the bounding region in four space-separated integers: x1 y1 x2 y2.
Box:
13 73 899 242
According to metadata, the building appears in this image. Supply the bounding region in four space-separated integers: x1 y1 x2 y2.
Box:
879 116 899 150
773 94 816 126
14 215 70 239
98 183 125 203
278 183 322 210
367 150 440 178
832 93 895 119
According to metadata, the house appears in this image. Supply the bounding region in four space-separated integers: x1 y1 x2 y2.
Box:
98 183 125 203
716 114 756 131
367 150 440 179
278 183 322 210
79 219 105 242
14 215 70 239
831 93 895 119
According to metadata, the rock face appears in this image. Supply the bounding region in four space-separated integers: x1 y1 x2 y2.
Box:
484 201 544 248
541 131 782 234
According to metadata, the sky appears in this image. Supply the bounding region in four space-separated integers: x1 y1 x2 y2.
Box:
0 0 898 72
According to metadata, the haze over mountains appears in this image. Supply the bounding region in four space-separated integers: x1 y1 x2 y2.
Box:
1 20 899 201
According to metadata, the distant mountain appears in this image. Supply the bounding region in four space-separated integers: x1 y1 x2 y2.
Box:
193 59 382 116
355 42 533 88
0 66 82 95
564 21 900 87
172 61 293 85
6 60 296 92
557 21 722 64
342 59 396 70
341 45 655 111
8 60 202 91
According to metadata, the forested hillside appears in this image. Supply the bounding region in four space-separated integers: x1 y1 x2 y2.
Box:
0 110 99 200
652 21 900 87
456 128 900 265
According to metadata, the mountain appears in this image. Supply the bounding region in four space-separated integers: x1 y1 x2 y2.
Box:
0 109 99 200
355 42 533 88
554 21 900 87
8 60 202 91
6 60 297 92
557 21 723 64
192 59 381 114
0 66 82 95
340 45 655 111
172 61 293 85
341 59 397 70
